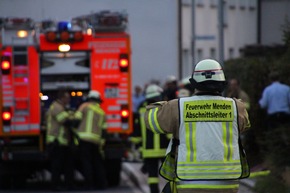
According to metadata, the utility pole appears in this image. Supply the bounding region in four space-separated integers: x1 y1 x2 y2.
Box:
218 0 224 67
191 0 195 67
178 0 183 79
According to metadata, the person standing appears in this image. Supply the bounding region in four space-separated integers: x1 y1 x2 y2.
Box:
74 90 107 190
163 75 178 101
227 78 250 110
46 90 74 190
145 59 251 193
132 85 146 115
259 71 290 130
130 85 146 158
139 84 169 193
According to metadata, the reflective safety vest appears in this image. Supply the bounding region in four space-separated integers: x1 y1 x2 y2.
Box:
75 102 106 145
176 95 245 181
139 102 167 158
46 100 70 146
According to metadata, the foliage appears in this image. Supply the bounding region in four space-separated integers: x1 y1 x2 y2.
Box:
224 27 290 190
254 175 288 193
258 126 290 193
281 17 290 47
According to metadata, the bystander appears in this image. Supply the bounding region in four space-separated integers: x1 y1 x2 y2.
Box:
259 71 290 130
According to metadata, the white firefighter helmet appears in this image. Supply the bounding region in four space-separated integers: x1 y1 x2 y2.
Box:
177 88 190 98
180 75 191 86
192 59 225 83
166 75 177 83
189 59 227 92
87 90 101 100
145 84 163 99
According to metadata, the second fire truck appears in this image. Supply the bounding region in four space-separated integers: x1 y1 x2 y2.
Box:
0 11 133 188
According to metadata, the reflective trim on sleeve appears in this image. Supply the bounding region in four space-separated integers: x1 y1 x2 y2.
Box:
74 111 83 119
56 111 69 122
148 177 159 184
148 108 164 134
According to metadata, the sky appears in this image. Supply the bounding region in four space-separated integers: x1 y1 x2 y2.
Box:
0 0 179 88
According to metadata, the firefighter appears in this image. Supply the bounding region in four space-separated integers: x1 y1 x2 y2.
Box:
139 84 169 193
163 75 178 101
74 90 107 190
46 90 75 190
144 59 251 193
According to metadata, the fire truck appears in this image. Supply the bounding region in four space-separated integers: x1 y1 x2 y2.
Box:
0 11 132 188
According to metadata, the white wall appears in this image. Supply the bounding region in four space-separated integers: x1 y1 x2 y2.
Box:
182 1 193 78
0 0 178 88
261 0 290 45
182 0 257 70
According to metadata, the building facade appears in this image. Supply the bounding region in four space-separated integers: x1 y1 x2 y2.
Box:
181 0 258 78
260 0 290 45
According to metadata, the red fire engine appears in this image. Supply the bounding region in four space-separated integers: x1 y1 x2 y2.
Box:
0 11 132 188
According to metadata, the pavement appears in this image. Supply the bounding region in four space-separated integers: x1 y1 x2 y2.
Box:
122 162 258 193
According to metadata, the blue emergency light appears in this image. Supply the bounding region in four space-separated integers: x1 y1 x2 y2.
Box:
58 21 71 31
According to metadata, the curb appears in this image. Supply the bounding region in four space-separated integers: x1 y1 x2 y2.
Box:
122 162 147 193
240 178 256 189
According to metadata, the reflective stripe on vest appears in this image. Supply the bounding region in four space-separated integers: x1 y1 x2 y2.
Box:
46 126 68 145
159 153 176 180
176 180 239 189
46 103 68 145
77 104 104 144
177 96 242 180
140 106 166 158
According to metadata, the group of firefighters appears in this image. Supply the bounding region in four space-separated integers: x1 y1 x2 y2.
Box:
45 58 251 193
45 90 107 190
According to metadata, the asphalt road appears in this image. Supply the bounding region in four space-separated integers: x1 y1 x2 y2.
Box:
122 162 256 193
0 162 256 193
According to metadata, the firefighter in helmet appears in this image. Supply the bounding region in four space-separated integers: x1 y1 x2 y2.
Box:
74 90 107 190
46 90 75 190
144 59 251 193
139 84 170 193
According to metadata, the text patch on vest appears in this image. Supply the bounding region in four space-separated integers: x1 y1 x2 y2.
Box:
183 100 234 122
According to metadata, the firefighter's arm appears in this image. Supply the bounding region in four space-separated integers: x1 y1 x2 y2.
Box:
74 103 88 120
234 98 251 133
144 99 179 134
54 106 70 124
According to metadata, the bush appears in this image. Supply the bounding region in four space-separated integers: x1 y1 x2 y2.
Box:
224 48 290 192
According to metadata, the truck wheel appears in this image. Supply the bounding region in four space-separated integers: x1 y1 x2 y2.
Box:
105 158 121 187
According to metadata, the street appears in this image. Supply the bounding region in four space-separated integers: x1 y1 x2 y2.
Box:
0 163 141 193
122 162 256 193
0 161 255 193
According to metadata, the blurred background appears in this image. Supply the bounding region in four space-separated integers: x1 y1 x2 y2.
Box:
0 0 290 192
